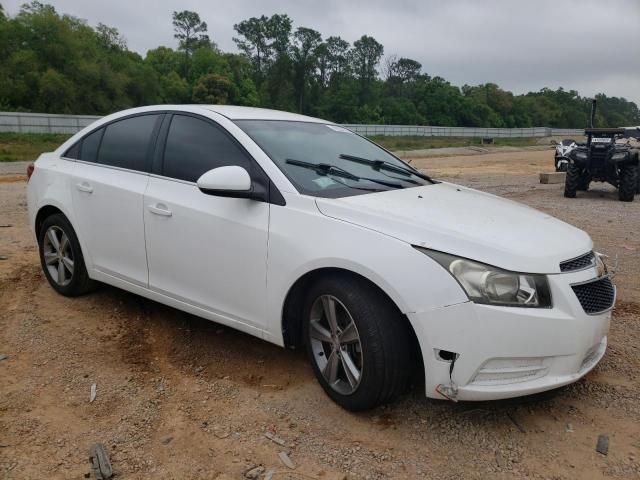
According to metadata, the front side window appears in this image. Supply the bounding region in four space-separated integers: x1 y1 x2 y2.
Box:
162 114 250 182
96 114 158 171
235 120 432 198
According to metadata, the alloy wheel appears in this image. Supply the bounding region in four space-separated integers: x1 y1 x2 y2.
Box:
43 226 74 286
308 294 363 395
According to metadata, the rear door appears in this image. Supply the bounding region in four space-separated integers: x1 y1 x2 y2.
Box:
71 113 162 286
143 113 270 332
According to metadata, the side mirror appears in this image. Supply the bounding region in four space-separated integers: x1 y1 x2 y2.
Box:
197 166 254 198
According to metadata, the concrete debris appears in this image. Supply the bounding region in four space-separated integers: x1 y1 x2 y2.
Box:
539 172 566 184
89 383 97 403
264 431 287 447
88 443 113 480
244 465 265 479
278 451 296 469
596 434 609 455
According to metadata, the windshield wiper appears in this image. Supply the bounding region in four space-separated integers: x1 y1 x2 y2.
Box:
285 159 405 189
339 154 434 183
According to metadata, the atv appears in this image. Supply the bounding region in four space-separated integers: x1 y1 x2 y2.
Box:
554 139 577 172
564 100 640 202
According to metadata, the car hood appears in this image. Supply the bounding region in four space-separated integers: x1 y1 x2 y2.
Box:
315 182 592 274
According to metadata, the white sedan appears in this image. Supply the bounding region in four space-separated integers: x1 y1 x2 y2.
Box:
26 105 614 410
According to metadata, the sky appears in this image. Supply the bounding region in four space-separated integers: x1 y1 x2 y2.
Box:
4 0 640 105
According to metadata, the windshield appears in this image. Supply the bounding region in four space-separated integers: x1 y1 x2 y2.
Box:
234 120 432 198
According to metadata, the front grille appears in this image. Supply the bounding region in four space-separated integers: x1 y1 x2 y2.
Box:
560 251 595 272
571 277 615 314
589 148 609 167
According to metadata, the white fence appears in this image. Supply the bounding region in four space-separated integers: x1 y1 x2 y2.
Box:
0 112 101 134
0 111 585 138
343 125 584 138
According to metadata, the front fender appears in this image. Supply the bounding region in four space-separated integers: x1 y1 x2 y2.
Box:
614 149 639 166
264 194 468 345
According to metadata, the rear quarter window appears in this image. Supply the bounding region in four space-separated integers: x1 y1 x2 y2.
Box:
63 141 80 159
79 128 104 163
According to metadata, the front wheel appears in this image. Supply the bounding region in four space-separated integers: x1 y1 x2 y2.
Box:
619 164 638 202
303 275 412 411
38 213 96 296
564 163 582 198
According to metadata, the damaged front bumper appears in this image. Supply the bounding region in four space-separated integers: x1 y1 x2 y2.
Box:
408 266 613 401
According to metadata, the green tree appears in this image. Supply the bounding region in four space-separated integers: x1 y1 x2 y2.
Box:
350 35 383 104
172 10 210 75
192 73 234 104
292 27 322 112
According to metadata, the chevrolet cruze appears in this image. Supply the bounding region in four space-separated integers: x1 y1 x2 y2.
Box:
26 105 615 411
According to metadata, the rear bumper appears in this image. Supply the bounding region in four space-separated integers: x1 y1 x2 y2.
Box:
409 266 612 401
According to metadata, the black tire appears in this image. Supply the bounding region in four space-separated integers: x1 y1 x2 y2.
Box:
634 152 640 194
302 274 412 411
618 165 637 202
564 163 581 198
38 213 96 296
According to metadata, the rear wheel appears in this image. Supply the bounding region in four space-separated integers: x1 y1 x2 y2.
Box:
303 274 412 411
618 165 637 202
564 163 582 198
38 213 96 296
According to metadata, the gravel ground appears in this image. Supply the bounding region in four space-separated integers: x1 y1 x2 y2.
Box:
0 150 639 479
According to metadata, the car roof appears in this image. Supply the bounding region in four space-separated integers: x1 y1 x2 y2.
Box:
200 105 329 123
127 104 331 124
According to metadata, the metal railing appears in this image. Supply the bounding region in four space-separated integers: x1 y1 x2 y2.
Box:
343 124 584 138
0 111 585 138
0 112 101 134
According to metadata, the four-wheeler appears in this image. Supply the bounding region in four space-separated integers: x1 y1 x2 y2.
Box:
564 100 640 201
554 139 577 172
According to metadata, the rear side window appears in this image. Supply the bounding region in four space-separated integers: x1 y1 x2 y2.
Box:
96 115 158 171
80 128 104 163
162 115 250 182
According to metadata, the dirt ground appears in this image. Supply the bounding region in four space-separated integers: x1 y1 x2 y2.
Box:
1 150 639 480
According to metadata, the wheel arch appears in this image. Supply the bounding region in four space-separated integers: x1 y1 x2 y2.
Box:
35 204 65 238
34 203 92 271
280 267 424 375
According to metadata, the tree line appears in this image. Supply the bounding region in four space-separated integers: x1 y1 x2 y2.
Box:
1 2 638 128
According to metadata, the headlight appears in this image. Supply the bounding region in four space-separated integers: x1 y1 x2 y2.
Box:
574 151 587 161
416 248 552 308
611 152 628 161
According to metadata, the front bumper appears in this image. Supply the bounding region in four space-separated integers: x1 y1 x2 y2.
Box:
409 265 613 401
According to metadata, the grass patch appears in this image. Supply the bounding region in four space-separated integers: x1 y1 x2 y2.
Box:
0 132 71 162
369 135 540 151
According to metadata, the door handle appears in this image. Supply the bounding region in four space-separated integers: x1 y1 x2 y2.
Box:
148 203 172 217
75 182 93 193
